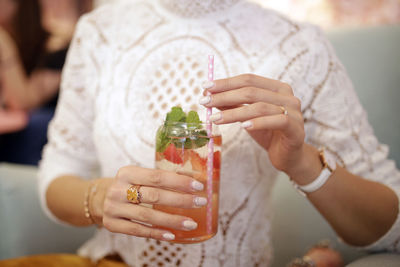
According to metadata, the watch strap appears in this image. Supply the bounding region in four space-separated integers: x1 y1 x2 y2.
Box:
292 148 336 195
298 167 332 193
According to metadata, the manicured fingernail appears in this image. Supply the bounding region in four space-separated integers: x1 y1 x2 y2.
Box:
162 233 175 240
202 80 215 89
209 112 222 122
199 95 211 105
183 220 198 230
194 197 207 207
241 121 253 128
191 180 204 191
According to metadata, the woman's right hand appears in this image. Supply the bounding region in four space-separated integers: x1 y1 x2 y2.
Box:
98 165 207 241
0 108 28 134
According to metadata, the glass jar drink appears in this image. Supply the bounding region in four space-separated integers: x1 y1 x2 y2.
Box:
154 120 221 243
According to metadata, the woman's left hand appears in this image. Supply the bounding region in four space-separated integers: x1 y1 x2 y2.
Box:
200 74 308 179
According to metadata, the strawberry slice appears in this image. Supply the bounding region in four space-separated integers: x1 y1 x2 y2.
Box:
214 136 222 146
190 151 207 172
190 151 221 171
213 151 221 169
163 143 183 164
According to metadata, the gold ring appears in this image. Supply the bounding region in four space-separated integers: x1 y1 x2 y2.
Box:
127 185 142 204
280 106 288 116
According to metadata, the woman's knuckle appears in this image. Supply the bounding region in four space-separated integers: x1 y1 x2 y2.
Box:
254 102 267 115
102 200 113 215
227 108 237 119
116 167 126 180
145 189 160 204
148 229 159 240
136 208 152 223
291 97 302 109
176 194 189 207
127 224 141 236
281 82 293 94
242 73 254 84
116 166 134 181
243 87 255 102
107 184 120 200
149 170 163 185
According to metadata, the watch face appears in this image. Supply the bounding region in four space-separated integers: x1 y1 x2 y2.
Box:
323 150 337 171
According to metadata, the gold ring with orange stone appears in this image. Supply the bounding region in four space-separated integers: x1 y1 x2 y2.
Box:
127 185 142 204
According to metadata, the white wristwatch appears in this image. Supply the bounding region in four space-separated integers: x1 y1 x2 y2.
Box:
292 148 337 196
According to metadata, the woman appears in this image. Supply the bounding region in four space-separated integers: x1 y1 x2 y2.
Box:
35 0 400 266
0 0 62 165
0 0 91 165
0 0 59 111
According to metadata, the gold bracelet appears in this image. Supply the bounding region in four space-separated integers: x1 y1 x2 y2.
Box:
89 181 101 226
84 181 98 224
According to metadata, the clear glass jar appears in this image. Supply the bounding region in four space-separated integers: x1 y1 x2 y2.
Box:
154 121 221 243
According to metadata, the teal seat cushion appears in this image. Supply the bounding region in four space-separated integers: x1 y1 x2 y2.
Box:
328 25 400 166
0 163 95 259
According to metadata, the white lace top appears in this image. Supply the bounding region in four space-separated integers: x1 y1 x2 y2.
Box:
38 0 400 266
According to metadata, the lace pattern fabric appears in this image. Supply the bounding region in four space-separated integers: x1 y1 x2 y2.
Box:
39 0 400 266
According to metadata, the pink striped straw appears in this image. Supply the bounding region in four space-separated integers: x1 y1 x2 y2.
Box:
206 55 214 234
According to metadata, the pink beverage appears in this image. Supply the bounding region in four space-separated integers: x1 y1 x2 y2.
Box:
154 112 221 243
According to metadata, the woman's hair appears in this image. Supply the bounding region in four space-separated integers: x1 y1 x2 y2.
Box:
11 0 49 75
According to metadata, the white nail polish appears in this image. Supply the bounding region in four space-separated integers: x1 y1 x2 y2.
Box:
209 112 222 122
162 233 175 240
191 180 204 191
202 80 215 89
194 197 207 207
241 121 253 128
183 220 198 230
199 95 211 105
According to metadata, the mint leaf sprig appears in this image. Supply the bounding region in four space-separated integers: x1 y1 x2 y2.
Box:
165 106 187 123
156 107 209 153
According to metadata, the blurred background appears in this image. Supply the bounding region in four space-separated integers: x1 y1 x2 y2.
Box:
253 0 400 29
0 0 93 165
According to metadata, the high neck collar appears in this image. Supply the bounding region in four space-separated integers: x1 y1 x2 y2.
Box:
157 0 241 18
